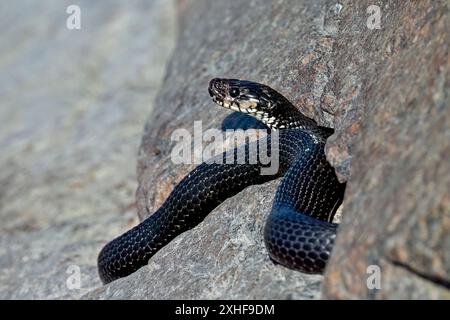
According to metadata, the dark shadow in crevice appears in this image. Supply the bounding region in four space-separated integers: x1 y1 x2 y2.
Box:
387 257 450 290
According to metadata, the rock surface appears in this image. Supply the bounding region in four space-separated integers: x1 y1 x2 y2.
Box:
0 0 176 299
323 0 450 299
89 0 449 300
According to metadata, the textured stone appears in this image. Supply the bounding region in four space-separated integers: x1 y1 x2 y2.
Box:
0 0 176 299
323 0 450 299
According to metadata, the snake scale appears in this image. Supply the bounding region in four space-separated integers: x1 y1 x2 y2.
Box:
98 78 346 284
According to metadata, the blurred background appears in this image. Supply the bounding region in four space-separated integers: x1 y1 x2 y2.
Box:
0 0 176 298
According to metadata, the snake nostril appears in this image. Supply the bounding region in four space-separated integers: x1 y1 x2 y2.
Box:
209 78 219 89
209 78 225 97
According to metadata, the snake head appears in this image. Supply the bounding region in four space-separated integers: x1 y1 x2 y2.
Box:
208 78 300 129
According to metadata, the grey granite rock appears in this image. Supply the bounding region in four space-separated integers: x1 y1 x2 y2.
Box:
0 0 176 299
322 0 450 299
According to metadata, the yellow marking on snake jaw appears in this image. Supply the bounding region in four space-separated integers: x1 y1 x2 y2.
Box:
239 101 257 110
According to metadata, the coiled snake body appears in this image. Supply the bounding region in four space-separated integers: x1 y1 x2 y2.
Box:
98 79 346 284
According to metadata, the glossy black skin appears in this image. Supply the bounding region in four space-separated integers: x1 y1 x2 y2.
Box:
97 79 346 283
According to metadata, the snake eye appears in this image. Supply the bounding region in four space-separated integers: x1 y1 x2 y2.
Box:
229 88 240 98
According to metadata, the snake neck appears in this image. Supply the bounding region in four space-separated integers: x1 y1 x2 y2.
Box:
256 103 331 143
268 107 316 130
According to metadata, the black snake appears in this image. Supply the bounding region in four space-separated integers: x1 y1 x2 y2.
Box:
97 78 346 284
